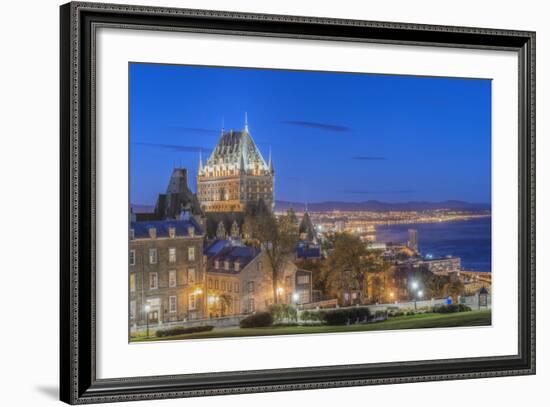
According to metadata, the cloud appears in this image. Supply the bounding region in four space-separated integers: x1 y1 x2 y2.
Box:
282 120 350 132
133 142 212 153
165 126 219 135
352 156 387 161
341 189 416 195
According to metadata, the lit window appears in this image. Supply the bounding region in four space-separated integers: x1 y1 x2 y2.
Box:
188 246 195 261
169 296 177 313
149 272 158 289
169 270 176 288
149 248 157 264
129 274 136 292
298 275 310 284
247 281 255 293
129 250 135 266
168 247 176 263
188 268 196 284
189 294 196 310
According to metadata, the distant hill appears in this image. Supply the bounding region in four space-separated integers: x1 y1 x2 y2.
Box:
132 200 490 214
275 200 491 212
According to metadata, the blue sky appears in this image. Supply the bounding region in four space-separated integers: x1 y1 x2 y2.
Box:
130 63 491 206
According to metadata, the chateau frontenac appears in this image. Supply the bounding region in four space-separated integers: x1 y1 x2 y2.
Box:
197 115 274 213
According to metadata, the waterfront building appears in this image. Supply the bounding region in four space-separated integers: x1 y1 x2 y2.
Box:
407 228 418 251
420 256 461 276
129 213 206 329
197 115 274 213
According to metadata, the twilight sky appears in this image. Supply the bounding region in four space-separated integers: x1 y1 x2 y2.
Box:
130 63 491 206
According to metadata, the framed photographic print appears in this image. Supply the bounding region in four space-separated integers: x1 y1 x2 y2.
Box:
60 1 536 404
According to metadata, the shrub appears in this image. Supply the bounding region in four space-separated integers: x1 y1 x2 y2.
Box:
155 325 213 337
322 307 371 325
300 310 323 322
269 304 297 323
433 304 472 314
240 312 273 328
323 309 349 325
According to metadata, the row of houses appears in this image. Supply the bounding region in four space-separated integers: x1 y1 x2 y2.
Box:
128 211 312 329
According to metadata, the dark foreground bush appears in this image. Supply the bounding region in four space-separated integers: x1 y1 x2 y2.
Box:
433 304 471 314
322 307 371 325
240 312 273 328
156 325 213 337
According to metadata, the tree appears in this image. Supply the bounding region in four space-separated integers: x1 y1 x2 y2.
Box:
321 233 368 306
423 273 448 299
244 202 299 304
445 279 465 303
370 274 384 303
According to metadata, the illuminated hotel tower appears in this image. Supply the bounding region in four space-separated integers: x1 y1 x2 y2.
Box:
197 114 274 213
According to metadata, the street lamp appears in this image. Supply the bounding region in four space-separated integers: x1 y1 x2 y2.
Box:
292 292 300 303
144 304 151 338
410 281 421 311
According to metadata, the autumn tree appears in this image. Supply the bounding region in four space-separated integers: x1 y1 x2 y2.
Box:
244 200 299 303
320 233 368 306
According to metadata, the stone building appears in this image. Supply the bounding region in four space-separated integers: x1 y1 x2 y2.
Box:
129 213 206 330
204 240 308 315
197 115 274 213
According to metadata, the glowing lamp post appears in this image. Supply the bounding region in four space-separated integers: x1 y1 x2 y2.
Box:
292 292 300 304
411 281 422 311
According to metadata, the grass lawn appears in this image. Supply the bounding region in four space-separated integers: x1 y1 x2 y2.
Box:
131 310 491 342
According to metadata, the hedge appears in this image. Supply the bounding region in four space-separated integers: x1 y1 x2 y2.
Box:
433 304 471 313
155 325 213 337
269 304 297 323
322 307 371 326
240 312 273 328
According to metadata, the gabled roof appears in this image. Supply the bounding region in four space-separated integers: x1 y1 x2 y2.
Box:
131 217 203 239
206 240 262 274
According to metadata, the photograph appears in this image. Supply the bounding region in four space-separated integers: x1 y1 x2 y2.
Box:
128 63 493 342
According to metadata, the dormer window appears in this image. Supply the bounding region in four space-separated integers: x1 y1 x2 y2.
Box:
129 229 135 240
168 227 176 238
187 226 195 237
215 260 220 269
148 227 157 239
234 261 240 271
224 261 230 270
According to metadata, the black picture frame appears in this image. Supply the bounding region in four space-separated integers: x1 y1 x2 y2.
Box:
60 2 536 404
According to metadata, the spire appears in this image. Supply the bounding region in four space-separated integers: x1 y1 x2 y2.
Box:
221 116 225 134
244 112 249 132
199 149 203 172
